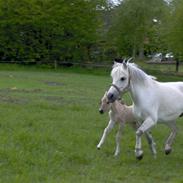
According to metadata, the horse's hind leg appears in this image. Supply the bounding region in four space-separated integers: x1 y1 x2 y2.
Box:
164 121 177 155
144 131 157 158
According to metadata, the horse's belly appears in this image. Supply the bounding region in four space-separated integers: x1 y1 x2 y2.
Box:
157 107 182 122
157 89 183 122
158 113 180 122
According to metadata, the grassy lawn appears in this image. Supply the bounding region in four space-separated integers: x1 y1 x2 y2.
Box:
0 64 183 183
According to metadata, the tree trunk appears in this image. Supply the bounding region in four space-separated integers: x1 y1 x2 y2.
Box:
132 43 136 58
176 60 179 72
54 60 57 70
86 45 91 62
138 43 144 59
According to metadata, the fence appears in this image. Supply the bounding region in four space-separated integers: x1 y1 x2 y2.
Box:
0 60 183 76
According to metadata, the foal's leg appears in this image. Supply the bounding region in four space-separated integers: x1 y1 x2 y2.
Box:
114 122 125 156
135 117 156 160
164 121 177 155
97 119 115 149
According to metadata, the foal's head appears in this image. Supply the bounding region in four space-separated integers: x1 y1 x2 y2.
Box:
99 92 111 114
99 92 125 114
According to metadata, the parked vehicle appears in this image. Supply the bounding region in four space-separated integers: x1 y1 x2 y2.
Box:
164 52 174 61
148 52 174 62
151 53 163 62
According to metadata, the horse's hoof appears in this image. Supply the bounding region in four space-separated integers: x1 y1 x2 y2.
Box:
97 146 101 150
136 154 143 160
135 149 143 160
165 148 171 155
114 152 119 157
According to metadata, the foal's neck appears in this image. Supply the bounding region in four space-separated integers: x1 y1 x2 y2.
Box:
111 100 124 113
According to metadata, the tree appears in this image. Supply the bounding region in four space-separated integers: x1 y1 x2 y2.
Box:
107 0 168 58
166 0 183 59
0 0 106 62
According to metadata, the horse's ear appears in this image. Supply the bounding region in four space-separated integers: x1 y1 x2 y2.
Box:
123 62 127 69
127 57 133 63
113 61 119 68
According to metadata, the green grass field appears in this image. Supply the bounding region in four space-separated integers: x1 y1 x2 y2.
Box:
0 64 183 183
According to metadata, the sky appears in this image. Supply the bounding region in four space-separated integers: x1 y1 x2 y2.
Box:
111 0 121 5
111 0 172 5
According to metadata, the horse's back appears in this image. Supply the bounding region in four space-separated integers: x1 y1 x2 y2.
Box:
171 82 183 93
160 81 183 92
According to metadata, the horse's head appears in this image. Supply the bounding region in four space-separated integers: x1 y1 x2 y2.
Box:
107 59 131 103
99 91 111 114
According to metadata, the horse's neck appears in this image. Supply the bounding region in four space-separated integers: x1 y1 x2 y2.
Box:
129 79 154 106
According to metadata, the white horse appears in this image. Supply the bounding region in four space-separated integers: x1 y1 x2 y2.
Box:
97 92 156 157
107 60 183 159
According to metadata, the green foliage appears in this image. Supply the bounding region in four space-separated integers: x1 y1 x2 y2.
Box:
0 0 104 62
1 0 183 63
166 0 183 59
107 0 169 58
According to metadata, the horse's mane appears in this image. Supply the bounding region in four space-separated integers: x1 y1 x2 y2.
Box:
112 62 156 86
128 63 154 83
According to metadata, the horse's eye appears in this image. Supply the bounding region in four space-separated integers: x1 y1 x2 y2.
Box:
120 77 126 81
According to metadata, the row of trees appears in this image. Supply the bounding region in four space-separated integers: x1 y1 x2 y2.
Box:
107 0 169 58
0 0 183 62
0 0 105 62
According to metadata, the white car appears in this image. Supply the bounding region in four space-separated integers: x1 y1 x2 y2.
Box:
165 52 174 61
151 53 162 62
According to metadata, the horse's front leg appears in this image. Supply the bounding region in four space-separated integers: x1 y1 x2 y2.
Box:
144 132 157 158
135 117 156 160
114 122 125 156
97 119 115 149
164 121 177 155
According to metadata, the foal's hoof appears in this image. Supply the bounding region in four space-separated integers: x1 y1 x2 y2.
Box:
165 148 172 155
136 154 143 160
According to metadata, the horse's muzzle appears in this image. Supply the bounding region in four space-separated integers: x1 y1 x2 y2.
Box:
107 92 116 103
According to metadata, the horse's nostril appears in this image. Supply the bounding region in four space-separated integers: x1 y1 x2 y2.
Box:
107 93 114 100
99 109 104 114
